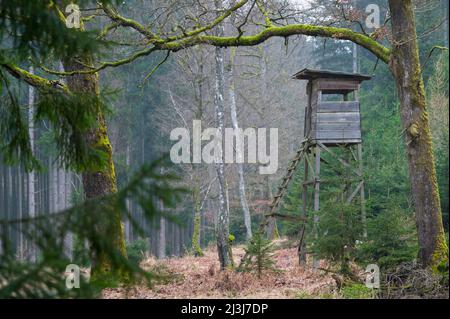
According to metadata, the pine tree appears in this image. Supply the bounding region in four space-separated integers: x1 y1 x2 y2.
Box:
314 200 363 275
238 232 279 279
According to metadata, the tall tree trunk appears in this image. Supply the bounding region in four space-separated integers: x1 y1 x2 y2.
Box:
158 198 166 259
58 62 73 259
27 66 36 262
158 167 166 259
174 223 180 257
214 0 230 270
125 144 131 242
50 161 58 213
158 216 166 259
228 48 252 241
62 56 126 279
17 164 23 259
258 47 278 240
389 0 448 270
63 171 73 260
192 184 203 256
1 165 9 256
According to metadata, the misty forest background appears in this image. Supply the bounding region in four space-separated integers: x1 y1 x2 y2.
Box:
0 0 448 298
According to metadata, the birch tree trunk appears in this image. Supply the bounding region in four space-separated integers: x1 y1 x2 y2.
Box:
214 0 230 270
27 66 36 262
389 0 448 270
228 48 252 241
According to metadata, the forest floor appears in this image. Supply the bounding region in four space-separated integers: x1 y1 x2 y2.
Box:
102 239 342 299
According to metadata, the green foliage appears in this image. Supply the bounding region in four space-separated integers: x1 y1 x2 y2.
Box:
0 0 123 173
0 0 113 60
229 208 250 243
238 232 279 278
0 257 96 298
0 70 40 171
0 157 185 298
36 89 111 171
340 283 373 299
0 68 115 172
314 201 363 273
356 204 418 269
72 234 91 268
126 238 150 266
278 169 304 237
295 291 315 299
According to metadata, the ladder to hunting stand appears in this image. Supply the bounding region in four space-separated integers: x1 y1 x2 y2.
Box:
258 69 371 267
260 139 309 228
258 139 310 262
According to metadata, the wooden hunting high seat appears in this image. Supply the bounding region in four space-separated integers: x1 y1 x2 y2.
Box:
292 68 372 146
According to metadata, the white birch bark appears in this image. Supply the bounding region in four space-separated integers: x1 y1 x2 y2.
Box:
214 0 230 270
27 66 36 262
228 48 252 240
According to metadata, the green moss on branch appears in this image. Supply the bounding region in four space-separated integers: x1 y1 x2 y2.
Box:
1 62 68 92
41 23 391 76
161 24 390 63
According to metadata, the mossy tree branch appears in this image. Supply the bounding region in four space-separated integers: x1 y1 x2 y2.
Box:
161 24 390 63
42 23 390 76
163 0 251 41
256 0 273 27
0 62 69 93
40 47 158 76
101 4 161 40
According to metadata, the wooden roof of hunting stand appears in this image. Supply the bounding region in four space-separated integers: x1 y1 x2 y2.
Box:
293 68 372 146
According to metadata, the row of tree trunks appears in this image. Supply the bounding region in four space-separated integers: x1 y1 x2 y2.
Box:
0 162 74 259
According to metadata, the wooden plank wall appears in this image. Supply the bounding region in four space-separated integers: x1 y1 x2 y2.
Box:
313 101 361 142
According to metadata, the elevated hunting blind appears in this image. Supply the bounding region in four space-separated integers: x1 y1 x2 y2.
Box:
292 68 371 145
262 68 372 268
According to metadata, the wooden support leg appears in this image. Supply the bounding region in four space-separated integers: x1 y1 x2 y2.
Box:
347 147 353 200
358 144 367 238
298 156 309 266
313 145 321 268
